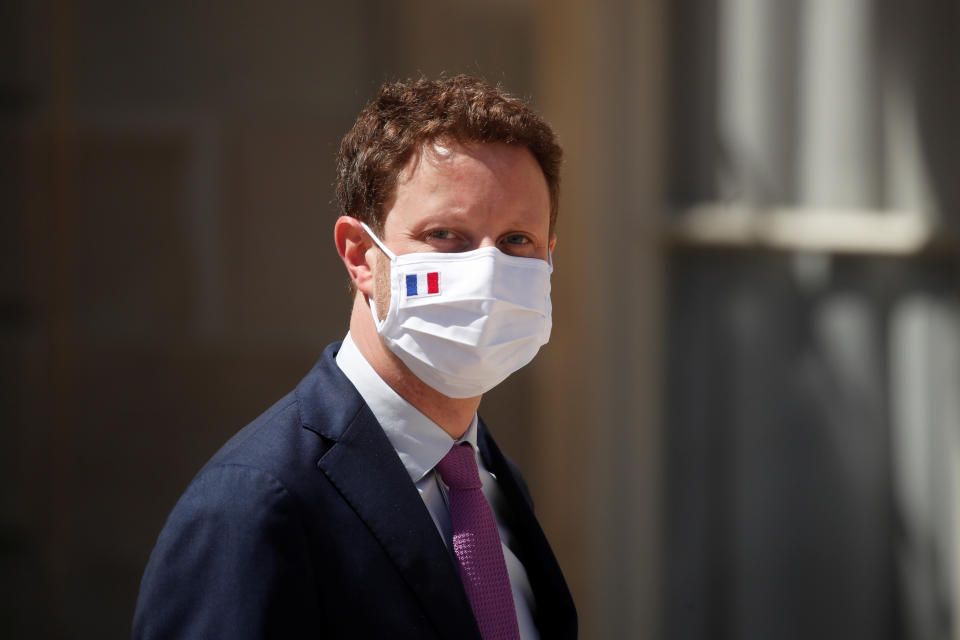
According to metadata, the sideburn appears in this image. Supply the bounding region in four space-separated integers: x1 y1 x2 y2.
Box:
372 250 392 320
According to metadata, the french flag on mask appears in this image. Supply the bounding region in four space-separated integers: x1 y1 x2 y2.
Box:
405 271 441 297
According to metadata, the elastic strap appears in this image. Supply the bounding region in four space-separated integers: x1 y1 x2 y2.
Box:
359 221 397 260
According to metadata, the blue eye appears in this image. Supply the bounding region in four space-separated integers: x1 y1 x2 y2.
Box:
427 229 456 240
504 234 531 245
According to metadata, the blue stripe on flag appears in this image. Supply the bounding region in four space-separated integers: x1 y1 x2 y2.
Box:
405 273 418 296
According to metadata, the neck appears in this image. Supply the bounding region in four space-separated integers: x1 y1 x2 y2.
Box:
349 293 481 440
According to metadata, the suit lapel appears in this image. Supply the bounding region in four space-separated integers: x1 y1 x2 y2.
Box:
477 421 579 639
298 346 481 640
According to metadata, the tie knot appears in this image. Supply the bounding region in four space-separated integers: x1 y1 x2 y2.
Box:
436 443 482 490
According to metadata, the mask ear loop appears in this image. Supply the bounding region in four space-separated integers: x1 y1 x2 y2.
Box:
359 221 398 260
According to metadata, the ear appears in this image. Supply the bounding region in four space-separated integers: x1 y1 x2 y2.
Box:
334 216 376 296
548 234 557 253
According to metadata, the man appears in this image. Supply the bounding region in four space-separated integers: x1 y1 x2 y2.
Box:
133 75 577 639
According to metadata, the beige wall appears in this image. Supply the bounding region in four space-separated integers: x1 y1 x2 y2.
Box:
534 1 667 637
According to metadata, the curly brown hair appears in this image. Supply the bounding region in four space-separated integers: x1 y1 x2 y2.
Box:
336 75 562 234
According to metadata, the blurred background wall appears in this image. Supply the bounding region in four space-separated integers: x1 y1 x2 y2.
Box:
1 1 959 639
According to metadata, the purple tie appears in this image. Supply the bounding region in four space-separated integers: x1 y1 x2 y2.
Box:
436 443 521 640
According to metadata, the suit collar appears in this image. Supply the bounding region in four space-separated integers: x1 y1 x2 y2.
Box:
297 344 483 640
334 332 481 483
295 342 364 442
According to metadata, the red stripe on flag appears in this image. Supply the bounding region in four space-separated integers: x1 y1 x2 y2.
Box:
427 272 439 294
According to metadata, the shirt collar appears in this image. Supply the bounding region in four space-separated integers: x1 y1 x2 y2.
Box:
335 332 478 483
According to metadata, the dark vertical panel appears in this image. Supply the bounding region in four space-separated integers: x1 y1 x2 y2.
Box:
667 0 720 205
665 252 923 640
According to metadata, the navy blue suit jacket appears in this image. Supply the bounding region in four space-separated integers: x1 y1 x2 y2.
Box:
133 343 577 639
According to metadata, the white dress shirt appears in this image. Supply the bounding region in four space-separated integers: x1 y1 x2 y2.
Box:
336 332 539 639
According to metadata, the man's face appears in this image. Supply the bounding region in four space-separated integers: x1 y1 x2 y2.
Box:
371 141 554 319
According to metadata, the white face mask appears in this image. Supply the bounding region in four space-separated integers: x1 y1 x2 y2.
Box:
361 222 553 398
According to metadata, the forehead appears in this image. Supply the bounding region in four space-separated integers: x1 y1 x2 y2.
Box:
398 140 548 202
386 141 550 231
